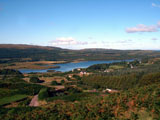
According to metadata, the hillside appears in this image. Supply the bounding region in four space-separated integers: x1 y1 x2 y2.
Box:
0 44 62 50
0 48 160 119
0 58 160 119
0 44 160 63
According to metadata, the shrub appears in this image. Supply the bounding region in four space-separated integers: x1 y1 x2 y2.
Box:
64 86 82 94
38 88 49 100
0 69 24 80
66 76 72 81
30 77 41 83
93 84 100 89
51 81 60 85
61 80 65 84
0 69 23 77
72 75 81 80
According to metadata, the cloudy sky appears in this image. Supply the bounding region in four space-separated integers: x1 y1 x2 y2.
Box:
0 0 160 50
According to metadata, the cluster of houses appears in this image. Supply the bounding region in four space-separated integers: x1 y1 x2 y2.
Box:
68 68 90 78
79 71 90 75
72 68 90 75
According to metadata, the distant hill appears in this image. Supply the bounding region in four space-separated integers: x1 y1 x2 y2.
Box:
0 44 160 63
0 44 62 50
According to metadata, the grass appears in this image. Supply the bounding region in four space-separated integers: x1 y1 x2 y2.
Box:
0 94 28 106
0 61 65 70
47 92 100 102
109 65 124 69
0 88 18 98
138 110 153 120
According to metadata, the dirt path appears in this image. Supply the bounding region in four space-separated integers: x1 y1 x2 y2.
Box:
29 95 39 107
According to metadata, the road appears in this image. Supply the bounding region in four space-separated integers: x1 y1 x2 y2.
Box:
29 95 39 107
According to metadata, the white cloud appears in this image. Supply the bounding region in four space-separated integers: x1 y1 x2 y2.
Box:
158 21 160 28
90 41 97 44
55 37 76 45
49 37 88 46
152 3 160 8
88 37 93 40
151 38 159 41
117 39 133 43
126 24 158 33
49 38 160 50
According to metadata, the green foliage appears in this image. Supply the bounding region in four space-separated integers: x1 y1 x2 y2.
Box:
2 77 26 83
0 82 45 97
0 107 38 120
0 94 28 106
139 72 160 86
0 69 23 77
81 74 139 90
130 112 139 120
18 97 31 106
0 69 24 80
1 45 159 62
47 92 99 102
60 80 65 84
30 76 42 83
1 51 160 119
87 63 110 71
130 60 140 66
66 76 72 81
93 84 100 89
72 75 81 80
51 81 61 85
86 61 129 72
81 70 160 90
38 88 49 100
64 86 82 94
1 83 160 119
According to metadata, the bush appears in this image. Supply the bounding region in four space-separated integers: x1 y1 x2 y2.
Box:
38 88 49 100
66 76 72 81
0 69 24 80
51 81 61 85
64 86 82 94
0 69 23 77
72 75 81 80
0 82 45 96
30 77 41 83
61 80 65 84
93 84 100 89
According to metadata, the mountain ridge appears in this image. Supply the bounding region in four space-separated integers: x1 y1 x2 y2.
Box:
0 44 153 51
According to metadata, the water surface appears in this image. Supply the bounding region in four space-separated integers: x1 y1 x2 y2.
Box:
20 60 133 73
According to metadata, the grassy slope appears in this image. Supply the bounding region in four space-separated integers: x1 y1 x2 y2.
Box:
0 95 28 106
0 44 160 62
0 82 159 120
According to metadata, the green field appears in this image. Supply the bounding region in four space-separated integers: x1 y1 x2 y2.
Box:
109 65 124 69
0 94 28 106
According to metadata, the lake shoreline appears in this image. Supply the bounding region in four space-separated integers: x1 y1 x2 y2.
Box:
19 59 134 73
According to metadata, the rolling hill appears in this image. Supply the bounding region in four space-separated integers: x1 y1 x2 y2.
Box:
0 44 160 63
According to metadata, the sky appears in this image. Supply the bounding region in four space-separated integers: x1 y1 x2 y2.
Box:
0 0 160 50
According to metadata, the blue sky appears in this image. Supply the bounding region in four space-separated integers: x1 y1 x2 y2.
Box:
0 0 160 50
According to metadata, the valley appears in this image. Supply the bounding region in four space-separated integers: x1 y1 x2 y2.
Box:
0 44 160 119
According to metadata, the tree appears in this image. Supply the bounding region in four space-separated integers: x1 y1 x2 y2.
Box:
30 77 41 83
38 88 49 100
61 80 65 84
51 81 60 85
